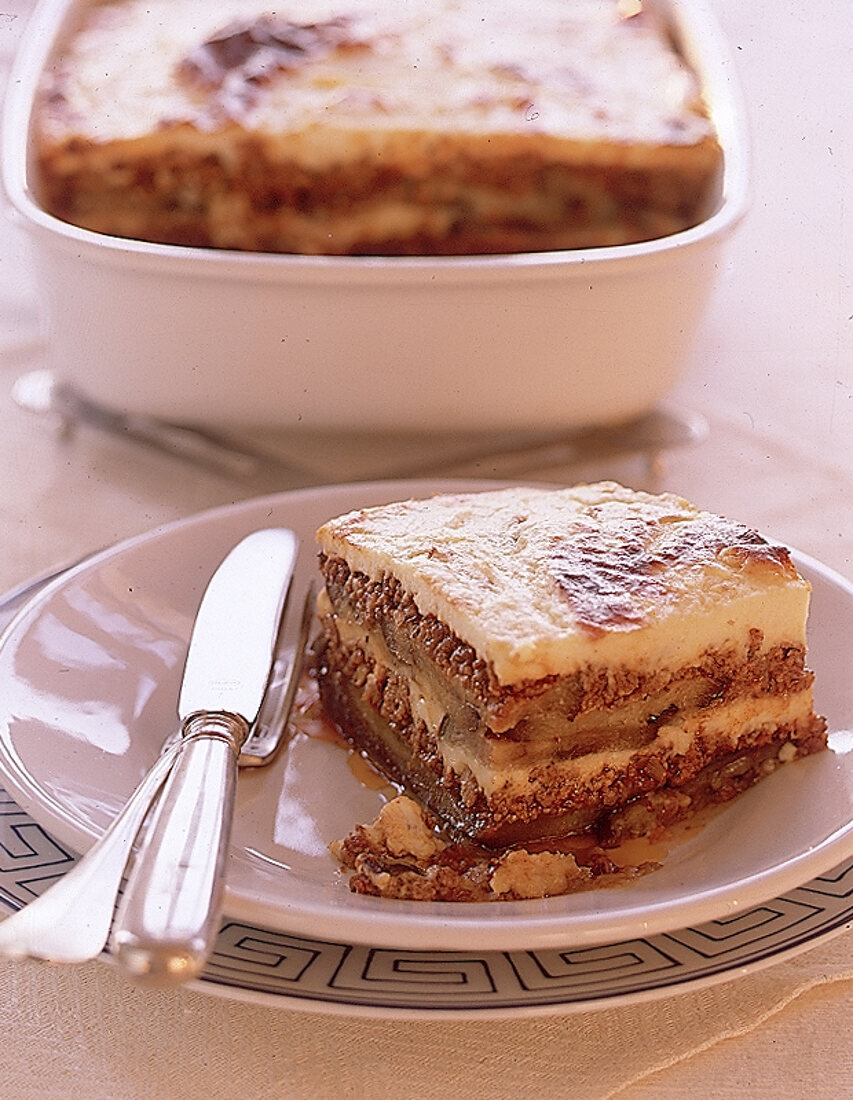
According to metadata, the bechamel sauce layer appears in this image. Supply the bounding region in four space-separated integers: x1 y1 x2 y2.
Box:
38 0 714 152
317 483 812 685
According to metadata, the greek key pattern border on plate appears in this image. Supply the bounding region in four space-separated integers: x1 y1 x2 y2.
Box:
3 782 852 1014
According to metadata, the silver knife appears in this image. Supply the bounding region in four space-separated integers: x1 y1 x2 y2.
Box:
110 527 299 985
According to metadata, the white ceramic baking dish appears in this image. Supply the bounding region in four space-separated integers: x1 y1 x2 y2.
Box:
1 0 748 430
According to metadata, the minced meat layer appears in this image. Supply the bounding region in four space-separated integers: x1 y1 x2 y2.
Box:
37 137 718 255
319 555 816 734
315 624 827 847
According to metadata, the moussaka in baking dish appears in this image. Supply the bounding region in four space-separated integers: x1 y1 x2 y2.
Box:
33 0 723 254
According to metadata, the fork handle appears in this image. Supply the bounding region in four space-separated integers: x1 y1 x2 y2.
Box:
111 712 247 986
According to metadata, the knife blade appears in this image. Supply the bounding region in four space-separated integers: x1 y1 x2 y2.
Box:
111 527 299 985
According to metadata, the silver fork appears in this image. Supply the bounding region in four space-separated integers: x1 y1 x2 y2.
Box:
0 582 314 973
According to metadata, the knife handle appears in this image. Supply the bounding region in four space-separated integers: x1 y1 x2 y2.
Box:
111 712 248 986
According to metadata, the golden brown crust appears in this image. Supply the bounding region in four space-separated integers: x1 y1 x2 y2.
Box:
177 15 366 104
547 513 799 635
315 485 812 686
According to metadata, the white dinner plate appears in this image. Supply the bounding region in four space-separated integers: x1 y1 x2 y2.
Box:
1 480 853 964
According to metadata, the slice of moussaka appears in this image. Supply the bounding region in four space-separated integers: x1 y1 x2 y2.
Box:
316 482 826 868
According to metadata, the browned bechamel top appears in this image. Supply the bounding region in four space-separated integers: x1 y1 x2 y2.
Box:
317 482 810 685
549 509 797 636
177 15 367 112
37 0 718 147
